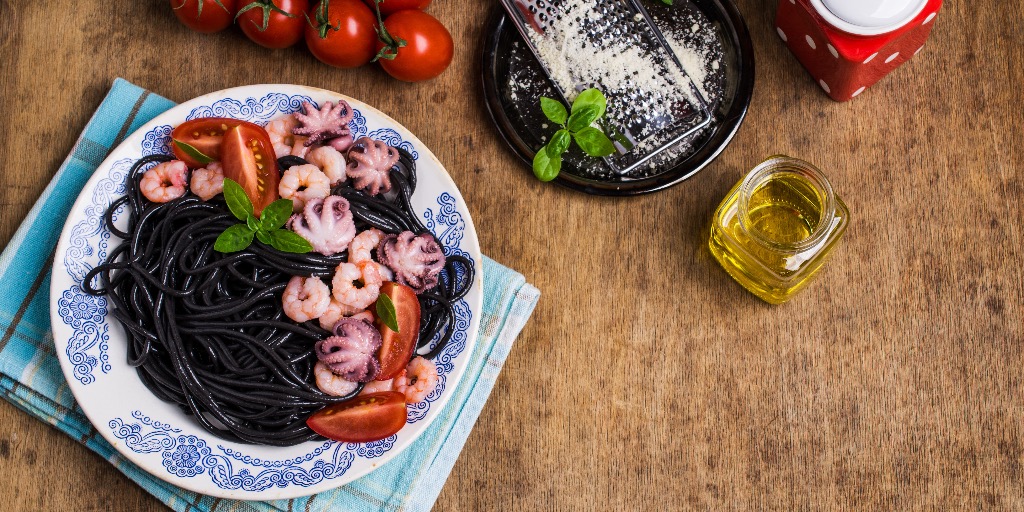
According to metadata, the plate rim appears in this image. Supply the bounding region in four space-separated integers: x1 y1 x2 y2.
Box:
48 84 484 500
480 0 756 195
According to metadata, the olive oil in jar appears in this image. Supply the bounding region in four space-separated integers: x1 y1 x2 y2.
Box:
709 156 849 304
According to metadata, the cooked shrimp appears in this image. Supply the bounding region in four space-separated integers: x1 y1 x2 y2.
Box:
140 160 188 203
319 298 374 332
279 164 331 211
266 115 309 158
314 361 358 397
360 378 396 395
332 261 382 310
282 276 331 323
394 357 438 403
306 146 347 186
189 162 224 201
349 229 385 264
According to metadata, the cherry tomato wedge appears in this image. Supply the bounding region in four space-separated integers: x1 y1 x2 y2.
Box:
171 118 266 167
362 0 431 17
374 282 421 380
221 124 280 215
170 0 238 33
237 0 309 49
307 391 407 443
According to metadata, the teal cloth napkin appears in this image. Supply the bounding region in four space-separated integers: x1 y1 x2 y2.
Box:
0 79 540 511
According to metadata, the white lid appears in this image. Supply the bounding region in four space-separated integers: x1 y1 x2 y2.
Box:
809 0 928 35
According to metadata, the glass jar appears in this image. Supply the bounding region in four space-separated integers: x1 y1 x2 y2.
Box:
709 156 849 304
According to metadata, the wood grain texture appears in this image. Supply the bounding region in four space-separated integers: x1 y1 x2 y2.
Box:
1 0 1022 510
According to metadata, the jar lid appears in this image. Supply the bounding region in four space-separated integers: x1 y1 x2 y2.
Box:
809 0 928 36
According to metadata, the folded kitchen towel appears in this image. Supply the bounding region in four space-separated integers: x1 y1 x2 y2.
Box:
0 78 540 512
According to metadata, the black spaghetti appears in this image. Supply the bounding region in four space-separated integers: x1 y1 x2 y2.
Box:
83 152 474 446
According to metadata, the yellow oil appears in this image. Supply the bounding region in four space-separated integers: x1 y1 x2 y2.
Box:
709 169 846 304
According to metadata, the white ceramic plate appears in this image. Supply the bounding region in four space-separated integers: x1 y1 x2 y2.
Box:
49 85 482 500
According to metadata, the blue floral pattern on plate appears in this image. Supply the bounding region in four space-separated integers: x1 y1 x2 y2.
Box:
60 90 475 491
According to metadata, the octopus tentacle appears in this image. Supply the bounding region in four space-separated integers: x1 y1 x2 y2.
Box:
314 318 382 382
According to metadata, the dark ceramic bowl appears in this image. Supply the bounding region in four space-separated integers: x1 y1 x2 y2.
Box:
481 0 755 195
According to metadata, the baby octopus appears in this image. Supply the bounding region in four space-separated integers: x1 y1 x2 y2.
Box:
315 317 382 382
294 101 354 147
377 231 446 293
281 276 331 323
279 164 330 211
140 160 188 203
189 162 224 201
289 196 356 256
346 137 399 196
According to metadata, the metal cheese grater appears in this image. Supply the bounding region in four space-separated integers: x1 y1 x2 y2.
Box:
500 0 713 175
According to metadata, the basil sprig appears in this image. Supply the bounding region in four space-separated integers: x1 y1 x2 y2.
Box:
375 293 400 333
172 139 215 165
214 178 313 254
533 89 617 182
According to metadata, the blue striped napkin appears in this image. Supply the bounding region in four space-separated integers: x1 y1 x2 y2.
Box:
0 78 539 511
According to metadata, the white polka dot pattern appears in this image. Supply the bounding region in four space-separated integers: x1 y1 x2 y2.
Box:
924 12 937 24
806 35 817 50
864 53 878 63
828 44 838 59
777 27 788 42
819 80 831 94
885 52 900 63
852 86 866 98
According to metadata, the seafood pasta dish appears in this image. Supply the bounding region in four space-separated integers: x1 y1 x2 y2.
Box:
84 101 474 446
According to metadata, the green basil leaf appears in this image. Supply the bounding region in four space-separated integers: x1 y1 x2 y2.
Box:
566 105 601 132
548 129 571 156
222 178 254 221
571 88 607 119
260 199 294 231
573 127 617 157
532 145 562 182
660 0 673 5
375 292 400 333
172 139 215 165
246 214 261 233
268 229 313 253
540 97 568 125
255 229 272 245
214 224 255 253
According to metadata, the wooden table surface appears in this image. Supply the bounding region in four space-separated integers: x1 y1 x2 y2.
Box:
1 1 1022 510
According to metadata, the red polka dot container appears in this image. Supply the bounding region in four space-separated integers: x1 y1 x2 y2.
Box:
775 0 942 101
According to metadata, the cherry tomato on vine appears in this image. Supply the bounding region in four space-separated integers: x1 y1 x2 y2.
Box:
236 0 309 48
362 0 431 17
375 10 453 82
305 0 378 68
170 0 238 33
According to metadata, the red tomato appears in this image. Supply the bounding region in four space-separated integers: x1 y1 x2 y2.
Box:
362 0 431 17
170 118 266 167
307 392 407 443
221 124 280 215
374 282 421 380
305 0 378 68
170 0 238 33
236 0 309 49
376 10 453 82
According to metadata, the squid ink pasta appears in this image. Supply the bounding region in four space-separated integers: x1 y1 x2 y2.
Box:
84 144 474 447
